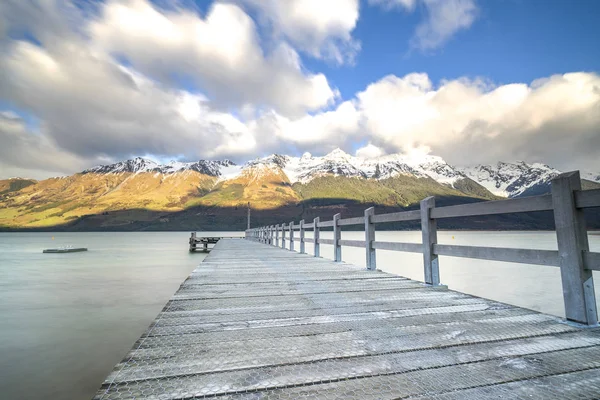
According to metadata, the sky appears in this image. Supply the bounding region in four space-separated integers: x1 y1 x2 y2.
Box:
0 0 599 179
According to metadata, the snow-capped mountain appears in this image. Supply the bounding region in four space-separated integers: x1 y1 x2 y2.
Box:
246 148 467 186
458 162 562 198
82 157 235 176
80 151 598 199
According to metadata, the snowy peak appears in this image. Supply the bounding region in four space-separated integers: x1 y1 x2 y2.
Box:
239 150 466 185
82 158 235 176
80 153 596 200
82 157 160 174
458 161 560 198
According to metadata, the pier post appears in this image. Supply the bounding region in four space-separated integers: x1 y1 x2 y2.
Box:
189 232 196 252
420 197 440 286
275 224 279 247
333 213 341 262
314 217 320 257
281 224 286 249
299 220 305 254
552 171 598 326
365 207 376 270
289 221 294 251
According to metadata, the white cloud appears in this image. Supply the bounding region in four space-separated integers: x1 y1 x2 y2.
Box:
369 0 478 51
355 72 600 171
412 0 478 51
239 0 360 64
90 0 337 115
0 112 93 179
368 0 417 11
356 143 385 158
0 0 598 180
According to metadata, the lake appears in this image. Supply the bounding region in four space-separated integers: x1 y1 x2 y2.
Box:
0 231 598 399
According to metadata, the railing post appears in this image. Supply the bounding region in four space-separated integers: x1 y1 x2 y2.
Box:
275 224 279 247
299 219 305 254
314 217 320 257
333 213 341 262
552 171 597 326
268 225 272 245
281 224 286 248
365 207 376 270
420 196 440 286
289 221 294 251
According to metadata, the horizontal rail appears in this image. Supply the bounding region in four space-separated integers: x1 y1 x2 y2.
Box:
318 238 335 245
584 251 600 271
430 194 553 219
433 244 559 267
339 239 366 247
304 238 314 243
371 210 421 223
575 189 600 209
372 241 422 253
318 221 334 228
338 216 365 226
304 223 315 229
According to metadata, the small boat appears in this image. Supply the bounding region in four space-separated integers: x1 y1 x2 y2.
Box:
43 246 88 253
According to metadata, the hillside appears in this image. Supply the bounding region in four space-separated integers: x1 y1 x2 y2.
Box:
0 150 598 231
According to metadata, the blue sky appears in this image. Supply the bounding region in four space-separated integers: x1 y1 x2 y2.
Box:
308 0 600 98
0 0 599 179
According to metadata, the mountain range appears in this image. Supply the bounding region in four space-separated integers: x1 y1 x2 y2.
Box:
1 149 599 231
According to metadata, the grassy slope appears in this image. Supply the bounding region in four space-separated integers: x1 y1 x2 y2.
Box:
293 174 486 207
0 178 37 195
189 164 300 209
0 172 216 228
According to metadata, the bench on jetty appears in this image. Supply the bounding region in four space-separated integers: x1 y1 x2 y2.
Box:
95 171 600 399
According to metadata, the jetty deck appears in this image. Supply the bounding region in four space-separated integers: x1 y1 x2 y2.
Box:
96 238 600 399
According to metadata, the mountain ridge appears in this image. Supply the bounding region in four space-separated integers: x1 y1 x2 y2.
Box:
1 150 598 230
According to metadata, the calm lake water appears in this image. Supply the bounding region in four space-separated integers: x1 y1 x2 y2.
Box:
0 231 598 400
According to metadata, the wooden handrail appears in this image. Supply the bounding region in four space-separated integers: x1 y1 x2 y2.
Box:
245 171 600 325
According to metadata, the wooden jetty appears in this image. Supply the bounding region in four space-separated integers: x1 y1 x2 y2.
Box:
188 233 239 252
95 171 600 399
43 247 87 253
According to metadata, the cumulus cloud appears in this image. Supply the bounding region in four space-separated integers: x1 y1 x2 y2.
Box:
239 0 361 64
0 0 598 181
355 72 600 171
0 112 94 179
90 0 337 115
356 143 385 159
369 0 478 51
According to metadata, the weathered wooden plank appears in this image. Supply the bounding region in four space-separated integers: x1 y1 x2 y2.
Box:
318 238 334 245
552 171 598 325
317 220 334 228
338 216 365 226
365 207 376 270
584 251 600 271
313 216 320 257
96 238 600 400
299 219 305 254
575 188 600 209
433 244 560 266
430 194 553 219
339 239 366 247
421 196 439 286
371 209 421 223
333 213 341 262
373 241 422 253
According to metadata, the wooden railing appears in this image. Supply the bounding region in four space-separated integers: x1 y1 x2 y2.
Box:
245 171 600 326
